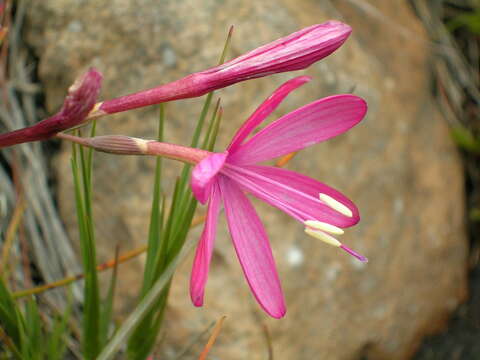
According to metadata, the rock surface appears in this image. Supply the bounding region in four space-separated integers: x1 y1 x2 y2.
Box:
25 0 467 359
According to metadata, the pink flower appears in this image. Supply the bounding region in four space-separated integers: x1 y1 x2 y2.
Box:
56 76 367 319
95 21 352 116
189 76 367 318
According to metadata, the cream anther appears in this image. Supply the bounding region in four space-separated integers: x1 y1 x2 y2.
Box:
304 228 341 247
319 193 353 217
304 220 344 235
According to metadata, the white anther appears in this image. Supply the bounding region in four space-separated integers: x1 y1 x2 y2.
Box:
304 220 344 235
319 193 353 217
304 228 341 247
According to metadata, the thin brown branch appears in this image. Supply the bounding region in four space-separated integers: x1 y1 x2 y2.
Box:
198 316 226 360
12 213 207 298
0 194 25 276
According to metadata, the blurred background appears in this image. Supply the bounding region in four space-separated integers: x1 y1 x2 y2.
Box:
1 0 479 359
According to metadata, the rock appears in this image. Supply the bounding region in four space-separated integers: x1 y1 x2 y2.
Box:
25 0 467 359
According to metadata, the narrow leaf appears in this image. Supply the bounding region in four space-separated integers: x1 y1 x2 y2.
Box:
98 237 197 360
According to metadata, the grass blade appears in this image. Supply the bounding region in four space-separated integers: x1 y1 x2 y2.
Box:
206 104 223 151
21 298 42 360
127 106 167 357
72 139 100 359
141 104 165 295
98 236 197 360
0 277 23 353
201 98 221 150
99 245 120 347
46 294 72 360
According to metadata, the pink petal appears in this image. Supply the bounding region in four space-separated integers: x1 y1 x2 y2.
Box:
219 176 286 318
228 95 367 165
190 182 222 306
222 164 359 228
191 152 228 204
227 76 311 153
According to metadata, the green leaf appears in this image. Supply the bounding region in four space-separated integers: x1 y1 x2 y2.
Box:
470 208 480 222
451 125 480 154
202 98 221 150
0 277 24 354
128 106 170 358
206 102 223 151
126 286 169 360
167 93 214 254
161 177 183 263
86 120 97 186
167 194 197 261
72 136 101 359
21 298 42 360
141 104 166 296
99 246 120 347
98 237 197 360
218 25 234 65
46 294 72 360
447 9 480 34
138 298 167 356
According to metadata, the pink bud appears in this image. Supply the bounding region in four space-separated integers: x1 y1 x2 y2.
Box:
99 21 351 115
0 68 102 148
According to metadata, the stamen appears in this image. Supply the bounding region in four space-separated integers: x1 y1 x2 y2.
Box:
339 244 368 263
304 228 341 247
305 228 368 263
304 220 344 235
319 193 353 217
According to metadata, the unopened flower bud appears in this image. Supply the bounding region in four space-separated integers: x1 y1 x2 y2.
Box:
0 68 102 148
88 135 148 155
